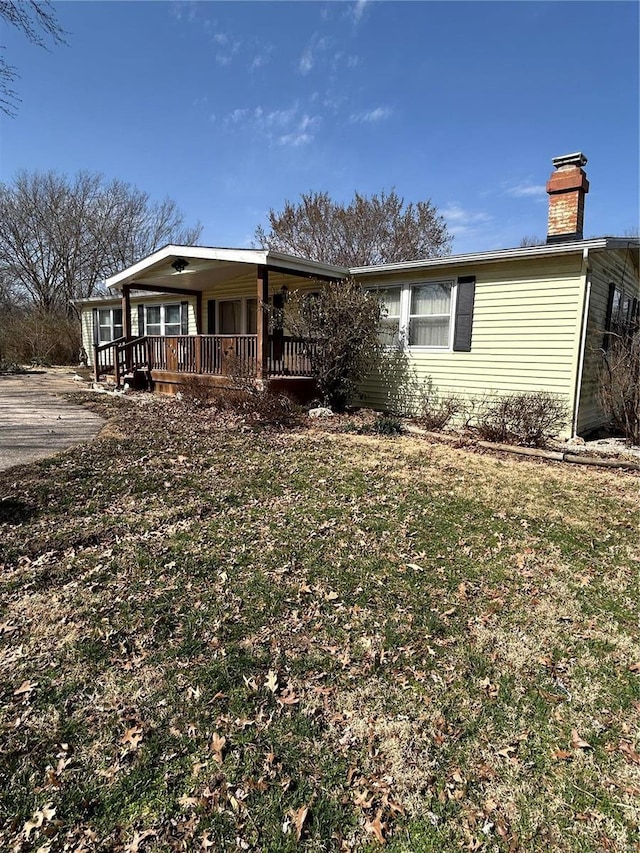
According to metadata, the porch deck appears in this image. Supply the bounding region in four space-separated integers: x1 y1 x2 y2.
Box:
94 334 315 387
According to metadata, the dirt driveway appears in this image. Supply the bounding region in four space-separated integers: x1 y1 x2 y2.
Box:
0 369 105 472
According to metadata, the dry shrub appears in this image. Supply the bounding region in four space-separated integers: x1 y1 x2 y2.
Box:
598 333 640 445
0 306 80 365
179 375 214 408
416 378 466 431
215 385 302 427
476 391 567 447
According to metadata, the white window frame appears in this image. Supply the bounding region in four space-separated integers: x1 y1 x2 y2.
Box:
144 302 183 337
367 279 456 351
97 307 123 344
217 296 258 335
407 280 456 350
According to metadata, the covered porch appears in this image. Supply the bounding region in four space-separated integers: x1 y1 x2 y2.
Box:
91 245 347 393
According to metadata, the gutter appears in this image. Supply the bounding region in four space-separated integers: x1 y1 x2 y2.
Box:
571 247 592 437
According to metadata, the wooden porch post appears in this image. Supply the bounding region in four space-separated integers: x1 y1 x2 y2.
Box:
121 285 132 339
256 265 269 380
121 285 132 375
196 291 202 335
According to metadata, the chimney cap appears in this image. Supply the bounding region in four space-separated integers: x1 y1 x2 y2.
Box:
552 152 588 170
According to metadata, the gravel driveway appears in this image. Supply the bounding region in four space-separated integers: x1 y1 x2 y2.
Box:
0 369 104 472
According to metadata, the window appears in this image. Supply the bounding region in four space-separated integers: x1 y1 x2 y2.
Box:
408 282 453 347
219 300 242 334
98 307 123 343
246 298 257 335
376 287 402 345
368 277 470 351
606 284 639 344
145 303 183 336
218 298 259 335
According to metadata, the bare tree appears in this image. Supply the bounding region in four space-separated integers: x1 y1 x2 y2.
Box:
255 189 451 266
519 236 545 247
0 170 202 313
1 0 66 115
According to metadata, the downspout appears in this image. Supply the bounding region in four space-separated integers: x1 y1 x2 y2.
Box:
572 247 591 437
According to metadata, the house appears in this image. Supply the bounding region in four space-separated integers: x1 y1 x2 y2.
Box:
77 152 639 438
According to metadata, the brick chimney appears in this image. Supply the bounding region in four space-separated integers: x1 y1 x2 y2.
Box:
546 152 589 243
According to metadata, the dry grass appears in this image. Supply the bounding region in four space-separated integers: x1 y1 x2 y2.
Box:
1 393 638 852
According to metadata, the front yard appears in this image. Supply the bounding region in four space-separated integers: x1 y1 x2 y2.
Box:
1 394 638 851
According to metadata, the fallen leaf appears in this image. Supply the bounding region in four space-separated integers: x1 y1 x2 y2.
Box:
124 829 156 852
365 810 386 844
121 726 143 750
210 732 226 764
290 804 309 841
265 670 279 693
552 749 573 761
570 729 592 750
618 740 640 765
14 680 38 696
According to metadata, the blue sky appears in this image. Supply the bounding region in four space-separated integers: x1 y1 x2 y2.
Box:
1 0 638 255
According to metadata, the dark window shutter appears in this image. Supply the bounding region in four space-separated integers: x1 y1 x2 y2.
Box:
137 304 145 336
603 282 616 349
453 276 476 352
180 301 189 335
92 308 98 344
207 299 216 334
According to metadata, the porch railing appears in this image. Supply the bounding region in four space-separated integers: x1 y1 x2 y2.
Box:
93 337 125 382
94 334 316 383
268 335 314 376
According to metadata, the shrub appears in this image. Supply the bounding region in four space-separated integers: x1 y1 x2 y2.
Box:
179 375 214 408
415 378 466 431
598 333 640 446
371 414 404 435
476 392 567 447
210 387 302 427
341 413 404 436
0 306 80 365
282 279 383 412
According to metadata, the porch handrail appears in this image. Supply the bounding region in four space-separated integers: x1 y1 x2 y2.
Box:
93 336 126 382
114 336 148 385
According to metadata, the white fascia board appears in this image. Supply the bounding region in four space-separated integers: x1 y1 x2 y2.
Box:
265 251 349 278
348 238 624 277
104 245 347 292
105 246 272 291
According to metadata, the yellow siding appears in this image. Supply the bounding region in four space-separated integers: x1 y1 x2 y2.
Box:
577 247 640 435
356 255 587 437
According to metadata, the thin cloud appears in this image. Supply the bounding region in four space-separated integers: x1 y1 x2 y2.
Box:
350 106 392 123
222 104 321 146
299 46 314 74
298 35 329 75
504 182 547 200
349 0 368 24
442 204 493 238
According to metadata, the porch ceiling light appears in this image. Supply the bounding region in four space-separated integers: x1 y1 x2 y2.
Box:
171 257 189 273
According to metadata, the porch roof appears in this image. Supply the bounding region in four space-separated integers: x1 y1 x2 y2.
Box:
105 245 348 293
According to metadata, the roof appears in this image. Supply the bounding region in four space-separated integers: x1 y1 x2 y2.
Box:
104 245 349 292
350 237 639 276
75 236 638 306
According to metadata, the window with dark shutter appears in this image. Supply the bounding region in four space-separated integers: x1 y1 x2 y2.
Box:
453 276 476 352
180 302 189 335
92 308 98 345
137 304 145 336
